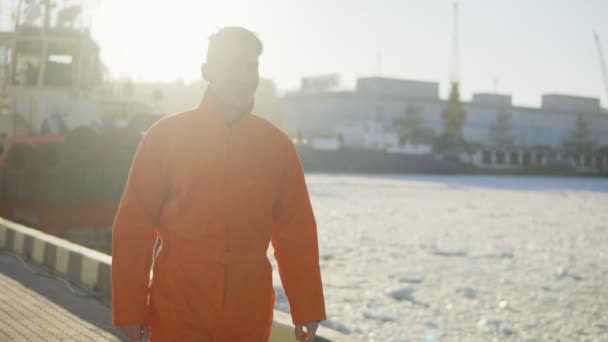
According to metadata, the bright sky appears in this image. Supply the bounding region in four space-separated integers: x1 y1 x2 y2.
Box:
88 0 608 108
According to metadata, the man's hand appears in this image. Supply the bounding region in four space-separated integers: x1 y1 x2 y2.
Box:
295 321 319 342
118 324 148 340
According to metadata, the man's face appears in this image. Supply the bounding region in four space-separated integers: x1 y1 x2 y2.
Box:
203 43 260 110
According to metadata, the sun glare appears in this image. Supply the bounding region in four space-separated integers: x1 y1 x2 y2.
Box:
92 0 254 81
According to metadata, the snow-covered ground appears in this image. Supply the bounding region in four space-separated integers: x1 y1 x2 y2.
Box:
271 174 608 341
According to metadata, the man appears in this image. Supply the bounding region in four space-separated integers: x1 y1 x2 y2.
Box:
111 27 326 341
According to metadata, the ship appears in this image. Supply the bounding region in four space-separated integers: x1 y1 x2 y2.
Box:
0 1 158 253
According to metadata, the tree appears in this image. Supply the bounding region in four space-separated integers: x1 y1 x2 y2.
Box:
393 105 435 145
442 83 466 139
489 108 514 147
434 82 467 154
562 113 595 154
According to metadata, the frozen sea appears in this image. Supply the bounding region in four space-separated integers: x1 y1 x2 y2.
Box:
270 174 608 341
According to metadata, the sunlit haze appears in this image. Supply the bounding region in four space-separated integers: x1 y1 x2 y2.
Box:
89 0 608 108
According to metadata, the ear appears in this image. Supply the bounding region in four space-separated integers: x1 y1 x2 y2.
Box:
201 63 210 82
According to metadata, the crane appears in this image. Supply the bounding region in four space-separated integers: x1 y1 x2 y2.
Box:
449 2 460 85
442 3 466 144
594 31 608 110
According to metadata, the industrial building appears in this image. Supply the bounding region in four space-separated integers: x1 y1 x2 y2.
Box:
282 77 608 151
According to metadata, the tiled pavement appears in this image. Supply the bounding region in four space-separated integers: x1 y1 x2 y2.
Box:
0 251 126 342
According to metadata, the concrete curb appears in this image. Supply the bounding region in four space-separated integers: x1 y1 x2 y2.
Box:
0 217 112 297
0 217 356 341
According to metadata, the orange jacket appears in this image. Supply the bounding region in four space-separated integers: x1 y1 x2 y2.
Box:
111 92 325 340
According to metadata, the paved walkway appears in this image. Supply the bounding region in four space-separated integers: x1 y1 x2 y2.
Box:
0 251 126 341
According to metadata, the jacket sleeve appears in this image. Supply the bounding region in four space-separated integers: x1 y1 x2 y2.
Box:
271 140 326 324
111 124 168 325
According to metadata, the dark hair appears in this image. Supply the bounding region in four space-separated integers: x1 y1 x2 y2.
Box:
207 27 263 62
